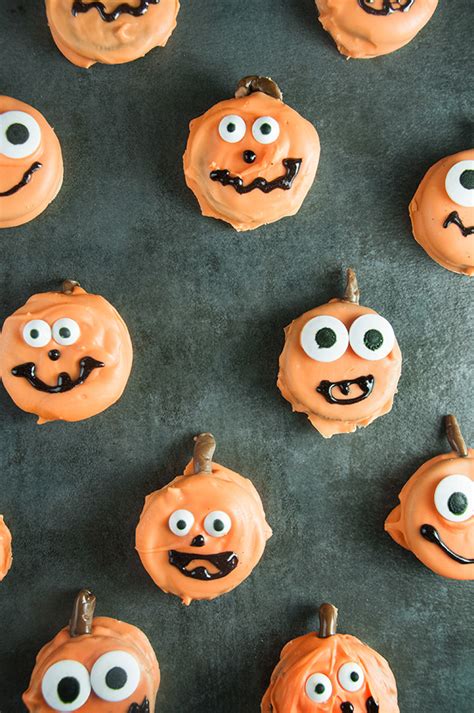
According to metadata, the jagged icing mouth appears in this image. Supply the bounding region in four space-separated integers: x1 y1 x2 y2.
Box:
11 357 104 393
358 0 414 15
316 375 375 405
341 697 379 713
209 158 302 194
71 0 160 22
443 211 474 238
168 550 238 580
420 524 474 565
128 698 150 713
0 162 42 198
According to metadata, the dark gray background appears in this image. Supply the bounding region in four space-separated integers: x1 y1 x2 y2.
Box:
0 1 473 711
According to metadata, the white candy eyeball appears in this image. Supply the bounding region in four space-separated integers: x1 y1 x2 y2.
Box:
300 316 349 362
445 160 474 208
169 509 194 536
252 116 280 144
218 115 246 143
338 662 365 692
52 318 81 346
204 511 232 537
23 320 52 348
41 660 91 711
434 474 473 523
349 314 395 361
90 650 140 702
305 673 333 703
1 111 41 159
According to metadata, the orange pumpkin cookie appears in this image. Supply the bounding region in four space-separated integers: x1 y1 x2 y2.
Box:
316 0 438 59
278 269 402 438
0 515 12 581
183 76 320 231
0 96 63 229
23 589 160 712
45 0 180 68
386 415 474 580
0 280 133 424
262 603 399 713
136 433 272 605
409 149 474 276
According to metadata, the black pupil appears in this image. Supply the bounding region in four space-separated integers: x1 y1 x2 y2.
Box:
59 327 71 339
460 170 474 190
364 329 384 351
315 683 325 694
448 492 468 515
213 519 225 532
6 122 29 145
260 123 272 135
176 519 187 530
350 671 360 682
57 677 80 704
227 122 236 133
30 329 40 339
105 666 128 690
315 327 337 349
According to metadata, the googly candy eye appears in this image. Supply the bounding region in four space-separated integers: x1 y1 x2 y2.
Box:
349 314 395 361
434 475 473 523
204 511 232 537
445 160 474 208
218 115 246 143
168 510 195 536
338 662 365 692
305 673 333 703
52 318 81 346
90 650 140 702
23 320 52 348
300 316 349 362
252 116 280 144
41 660 91 711
1 111 42 159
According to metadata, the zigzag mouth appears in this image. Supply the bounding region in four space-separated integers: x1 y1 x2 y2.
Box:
0 162 42 198
72 0 159 22
358 0 414 15
169 550 238 580
210 158 302 194
443 211 474 238
11 356 104 393
420 524 474 565
316 375 375 405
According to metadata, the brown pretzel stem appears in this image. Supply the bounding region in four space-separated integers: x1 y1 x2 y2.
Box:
343 268 360 304
318 602 338 638
69 589 96 637
193 433 216 474
235 76 283 101
445 415 468 458
61 279 81 295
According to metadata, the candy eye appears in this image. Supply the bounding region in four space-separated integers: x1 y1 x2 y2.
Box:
90 650 140 702
349 314 395 361
218 115 246 143
169 509 194 536
305 673 332 703
1 111 41 159
52 318 81 346
23 320 51 348
252 116 280 144
445 160 474 208
300 316 349 362
434 475 473 523
41 660 91 711
338 662 365 692
204 511 232 537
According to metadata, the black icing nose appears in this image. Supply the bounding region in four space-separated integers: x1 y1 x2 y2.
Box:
243 150 256 164
48 349 61 361
191 535 205 548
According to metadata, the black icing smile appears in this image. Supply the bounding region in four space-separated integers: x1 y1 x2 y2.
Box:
358 0 414 15
72 0 159 22
420 524 474 565
316 375 374 405
11 357 104 393
341 698 379 713
210 158 302 194
443 211 474 238
128 699 150 713
0 162 42 198
168 550 238 580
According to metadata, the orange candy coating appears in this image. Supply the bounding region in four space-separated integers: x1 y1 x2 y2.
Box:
0 516 13 582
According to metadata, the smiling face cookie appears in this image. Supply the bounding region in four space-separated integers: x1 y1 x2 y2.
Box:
45 0 180 68
0 281 133 424
136 433 272 605
316 0 438 59
409 149 474 276
183 76 320 231
0 96 63 229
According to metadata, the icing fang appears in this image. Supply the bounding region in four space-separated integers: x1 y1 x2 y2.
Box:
128 698 150 713
72 0 160 22
210 158 302 195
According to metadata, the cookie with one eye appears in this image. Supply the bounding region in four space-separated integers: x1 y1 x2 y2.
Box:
0 96 63 228
0 515 12 582
277 269 402 438
386 415 474 580
409 149 474 276
262 603 399 713
315 0 438 59
0 280 133 424
45 0 180 68
136 433 272 605
23 590 160 713
183 76 320 231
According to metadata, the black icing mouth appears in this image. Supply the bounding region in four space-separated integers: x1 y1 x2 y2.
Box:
168 550 238 580
11 357 105 393
341 698 379 713
0 162 42 198
209 158 302 194
420 525 474 565
72 0 159 22
128 699 150 713
443 211 474 238
358 0 414 15
316 375 374 405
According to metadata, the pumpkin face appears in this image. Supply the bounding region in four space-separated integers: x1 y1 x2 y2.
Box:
23 590 160 713
136 433 272 605
277 270 402 438
183 76 320 231
262 603 399 713
45 0 180 68
0 96 63 229
316 0 438 59
0 515 12 582
0 281 133 424
409 149 474 276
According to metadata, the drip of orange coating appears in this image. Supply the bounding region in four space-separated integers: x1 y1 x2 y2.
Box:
235 76 283 101
193 433 217 474
69 589 96 637
0 516 13 582
343 268 360 304
445 415 468 458
318 602 338 638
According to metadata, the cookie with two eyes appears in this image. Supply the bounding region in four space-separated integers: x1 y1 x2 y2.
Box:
277 269 402 438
